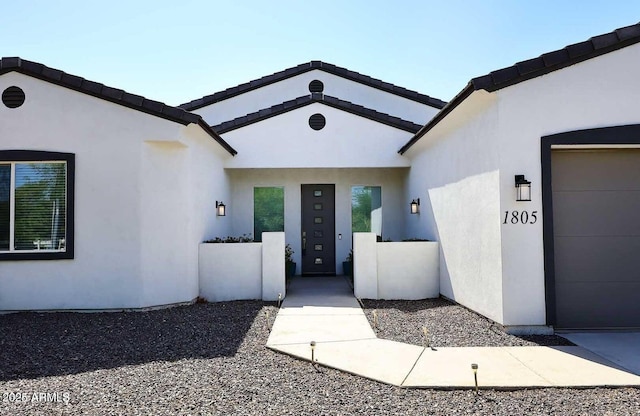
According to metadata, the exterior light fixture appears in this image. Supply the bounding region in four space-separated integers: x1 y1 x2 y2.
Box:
423 326 429 348
515 175 531 202
310 341 316 362
216 201 226 216
471 363 479 393
410 198 420 214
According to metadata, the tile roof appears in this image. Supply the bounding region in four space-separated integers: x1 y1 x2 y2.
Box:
212 93 424 134
0 57 237 155
179 61 447 111
399 22 640 154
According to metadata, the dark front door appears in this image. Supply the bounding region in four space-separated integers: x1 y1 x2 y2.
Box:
301 184 336 275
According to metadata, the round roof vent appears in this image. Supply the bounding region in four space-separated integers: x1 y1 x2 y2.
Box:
308 80 324 93
2 86 25 108
309 113 326 130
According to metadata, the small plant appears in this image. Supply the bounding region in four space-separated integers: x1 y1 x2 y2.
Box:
345 249 353 262
285 244 294 262
203 233 254 243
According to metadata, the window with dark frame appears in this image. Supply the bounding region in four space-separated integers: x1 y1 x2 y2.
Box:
0 151 74 260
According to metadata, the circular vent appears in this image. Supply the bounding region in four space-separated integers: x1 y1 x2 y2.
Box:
308 80 324 93
2 86 25 108
309 113 326 130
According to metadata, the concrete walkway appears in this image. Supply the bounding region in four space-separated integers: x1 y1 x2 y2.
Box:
266 276 640 389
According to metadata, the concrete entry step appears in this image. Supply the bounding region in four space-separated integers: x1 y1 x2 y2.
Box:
267 276 640 388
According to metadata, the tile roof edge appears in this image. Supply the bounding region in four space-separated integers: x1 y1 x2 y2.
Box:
212 94 423 134
0 57 236 156
398 21 640 155
179 61 447 111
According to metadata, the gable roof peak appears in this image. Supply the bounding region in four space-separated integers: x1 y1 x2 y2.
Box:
0 57 236 155
179 61 447 111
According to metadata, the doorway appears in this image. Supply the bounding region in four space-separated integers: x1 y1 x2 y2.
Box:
301 184 336 275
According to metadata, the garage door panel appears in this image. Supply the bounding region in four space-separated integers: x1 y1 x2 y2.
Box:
552 191 640 236
555 282 640 328
552 150 640 191
554 236 640 281
552 149 640 329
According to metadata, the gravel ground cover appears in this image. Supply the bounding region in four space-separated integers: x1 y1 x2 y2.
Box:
0 300 638 415
361 298 574 347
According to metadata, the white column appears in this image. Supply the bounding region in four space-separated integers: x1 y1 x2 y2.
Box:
353 232 378 299
262 232 286 301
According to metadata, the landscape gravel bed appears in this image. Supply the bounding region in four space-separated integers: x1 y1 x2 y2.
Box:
0 301 638 415
361 298 574 347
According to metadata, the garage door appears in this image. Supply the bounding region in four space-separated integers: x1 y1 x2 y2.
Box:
552 149 640 329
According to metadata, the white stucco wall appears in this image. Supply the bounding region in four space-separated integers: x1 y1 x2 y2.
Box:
0 72 231 310
377 241 439 299
227 168 408 273
353 233 439 300
405 91 505 324
221 103 413 169
495 43 640 326
139 124 231 308
198 243 262 301
261 232 286 301
406 42 640 327
194 69 440 126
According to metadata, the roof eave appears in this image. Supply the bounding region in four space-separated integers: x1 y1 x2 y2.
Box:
398 83 475 155
213 94 423 135
399 21 640 155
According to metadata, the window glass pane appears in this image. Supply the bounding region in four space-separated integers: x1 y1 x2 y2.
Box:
351 186 382 236
14 163 66 251
0 164 10 251
254 187 284 242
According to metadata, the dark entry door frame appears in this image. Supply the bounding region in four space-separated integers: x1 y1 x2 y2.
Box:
301 184 336 275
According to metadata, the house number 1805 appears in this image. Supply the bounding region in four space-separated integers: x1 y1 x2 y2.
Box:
503 210 538 225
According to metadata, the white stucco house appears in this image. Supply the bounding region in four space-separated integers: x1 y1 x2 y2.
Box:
2 22 639 332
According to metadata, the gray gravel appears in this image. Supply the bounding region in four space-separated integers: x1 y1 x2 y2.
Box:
361 298 574 347
0 300 638 415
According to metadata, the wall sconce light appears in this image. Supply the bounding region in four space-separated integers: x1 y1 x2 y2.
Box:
514 175 531 202
216 201 226 216
410 198 420 214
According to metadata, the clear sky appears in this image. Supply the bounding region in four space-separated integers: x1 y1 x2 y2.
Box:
2 1 639 106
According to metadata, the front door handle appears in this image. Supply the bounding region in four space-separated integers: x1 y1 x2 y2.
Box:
302 231 306 252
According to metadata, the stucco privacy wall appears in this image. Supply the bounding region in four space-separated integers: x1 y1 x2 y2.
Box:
194 69 439 126
353 233 439 300
227 168 408 272
404 91 505 324
496 43 640 326
222 103 413 169
0 72 231 310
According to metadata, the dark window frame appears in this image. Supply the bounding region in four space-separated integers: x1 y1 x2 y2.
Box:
0 150 75 261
